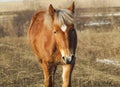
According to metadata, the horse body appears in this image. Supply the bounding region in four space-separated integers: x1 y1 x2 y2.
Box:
29 11 62 63
28 2 77 87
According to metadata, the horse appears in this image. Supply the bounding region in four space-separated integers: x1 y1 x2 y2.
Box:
28 2 77 87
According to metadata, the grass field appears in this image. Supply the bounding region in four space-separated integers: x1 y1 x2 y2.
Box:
0 29 120 87
0 1 120 86
0 0 120 12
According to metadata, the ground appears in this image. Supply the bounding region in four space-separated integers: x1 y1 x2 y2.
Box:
0 29 120 87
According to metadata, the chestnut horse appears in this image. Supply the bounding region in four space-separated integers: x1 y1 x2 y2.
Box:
28 2 77 87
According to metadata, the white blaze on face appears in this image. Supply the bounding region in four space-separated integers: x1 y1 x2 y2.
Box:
61 24 67 32
61 49 65 57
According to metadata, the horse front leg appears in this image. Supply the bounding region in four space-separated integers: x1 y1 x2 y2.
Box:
41 62 53 87
62 64 74 87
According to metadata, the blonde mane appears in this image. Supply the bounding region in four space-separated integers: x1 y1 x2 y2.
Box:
44 8 74 29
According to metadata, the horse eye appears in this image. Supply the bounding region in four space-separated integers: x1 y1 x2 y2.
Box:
53 31 57 34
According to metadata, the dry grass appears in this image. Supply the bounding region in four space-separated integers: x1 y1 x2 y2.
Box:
0 29 120 87
0 0 120 12
0 2 28 12
0 1 120 86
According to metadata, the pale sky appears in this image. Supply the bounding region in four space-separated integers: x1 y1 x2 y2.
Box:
0 0 23 2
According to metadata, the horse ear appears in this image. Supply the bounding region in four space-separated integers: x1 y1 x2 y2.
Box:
68 2 75 13
49 4 55 19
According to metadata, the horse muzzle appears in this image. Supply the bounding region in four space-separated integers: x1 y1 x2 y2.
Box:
62 55 74 64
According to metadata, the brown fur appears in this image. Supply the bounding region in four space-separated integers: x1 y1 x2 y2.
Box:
28 2 77 87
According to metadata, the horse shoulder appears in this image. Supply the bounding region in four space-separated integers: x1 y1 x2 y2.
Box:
28 11 46 57
28 11 45 34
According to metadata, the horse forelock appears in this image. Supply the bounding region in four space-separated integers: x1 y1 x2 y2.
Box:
44 8 74 29
54 9 74 25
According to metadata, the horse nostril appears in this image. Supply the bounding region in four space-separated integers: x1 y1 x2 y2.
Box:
62 56 65 60
71 55 74 59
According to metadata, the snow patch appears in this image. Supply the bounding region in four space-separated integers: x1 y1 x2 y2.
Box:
96 58 120 67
